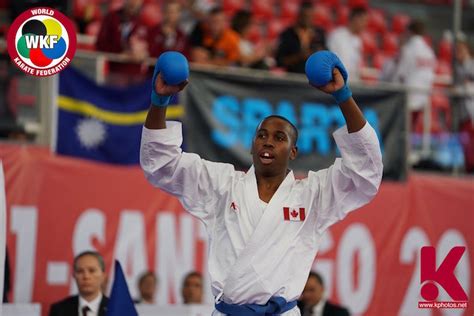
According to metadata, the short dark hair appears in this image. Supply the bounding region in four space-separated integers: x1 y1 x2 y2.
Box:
260 115 299 146
408 20 425 35
74 251 105 272
308 271 324 287
138 271 157 286
298 1 313 15
350 7 367 20
183 271 202 284
209 6 223 16
231 10 252 34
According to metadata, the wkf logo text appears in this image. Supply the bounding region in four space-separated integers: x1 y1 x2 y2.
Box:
418 246 468 309
7 7 76 77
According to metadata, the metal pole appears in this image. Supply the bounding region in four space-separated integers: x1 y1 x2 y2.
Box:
453 0 462 39
37 74 59 151
421 100 432 158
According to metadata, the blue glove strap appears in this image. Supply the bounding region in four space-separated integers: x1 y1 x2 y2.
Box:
331 84 352 104
151 92 171 107
151 61 171 107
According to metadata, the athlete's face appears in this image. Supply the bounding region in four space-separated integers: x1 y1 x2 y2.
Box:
301 275 324 307
251 117 297 177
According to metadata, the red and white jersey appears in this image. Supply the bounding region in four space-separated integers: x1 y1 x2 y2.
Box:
140 121 383 313
394 35 436 111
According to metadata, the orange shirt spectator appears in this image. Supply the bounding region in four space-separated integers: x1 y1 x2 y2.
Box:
189 7 240 66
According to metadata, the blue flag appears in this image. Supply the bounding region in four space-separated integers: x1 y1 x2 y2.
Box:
106 260 138 316
57 67 182 164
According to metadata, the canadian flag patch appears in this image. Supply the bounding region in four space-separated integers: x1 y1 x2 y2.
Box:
283 207 306 221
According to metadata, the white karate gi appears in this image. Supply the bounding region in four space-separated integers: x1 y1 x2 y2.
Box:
140 121 383 315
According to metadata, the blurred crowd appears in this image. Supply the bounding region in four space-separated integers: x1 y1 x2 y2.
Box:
82 0 474 171
0 0 473 171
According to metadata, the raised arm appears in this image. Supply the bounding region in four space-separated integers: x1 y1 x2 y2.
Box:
141 53 235 221
305 51 383 232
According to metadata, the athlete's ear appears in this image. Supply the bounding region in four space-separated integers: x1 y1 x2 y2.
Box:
289 145 298 160
250 134 258 154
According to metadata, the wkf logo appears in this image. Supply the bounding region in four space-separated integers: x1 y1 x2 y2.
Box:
7 7 76 77
420 246 468 305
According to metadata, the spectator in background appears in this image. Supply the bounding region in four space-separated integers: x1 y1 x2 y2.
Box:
135 271 158 304
231 10 270 69
276 2 326 73
189 7 240 66
298 271 350 316
454 35 474 125
49 251 108 316
74 3 101 34
148 1 189 58
454 35 474 172
180 0 214 36
95 0 150 85
181 271 203 304
392 20 436 128
327 7 368 81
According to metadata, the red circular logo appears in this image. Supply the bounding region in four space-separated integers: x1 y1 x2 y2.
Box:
7 7 77 77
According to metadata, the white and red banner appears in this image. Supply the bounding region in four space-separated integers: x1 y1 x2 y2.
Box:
1 144 473 316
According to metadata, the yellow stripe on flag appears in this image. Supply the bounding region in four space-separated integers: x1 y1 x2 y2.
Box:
58 95 184 125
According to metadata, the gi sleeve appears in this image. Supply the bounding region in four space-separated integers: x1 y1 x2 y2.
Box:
309 122 383 232
140 121 235 221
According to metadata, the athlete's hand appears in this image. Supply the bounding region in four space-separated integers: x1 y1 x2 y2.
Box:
154 73 188 96
311 68 345 94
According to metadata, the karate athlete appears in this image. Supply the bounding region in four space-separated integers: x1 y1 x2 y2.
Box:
140 53 383 315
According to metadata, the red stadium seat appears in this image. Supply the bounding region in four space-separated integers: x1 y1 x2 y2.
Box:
361 31 378 55
367 9 387 34
251 0 274 20
438 39 452 63
335 6 349 26
431 92 451 132
413 91 451 134
319 0 340 8
223 0 245 16
347 0 368 9
280 0 300 22
108 0 123 11
248 22 264 44
435 60 452 75
382 32 398 57
391 13 410 34
267 19 290 42
372 52 388 70
313 4 333 30
435 60 453 88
